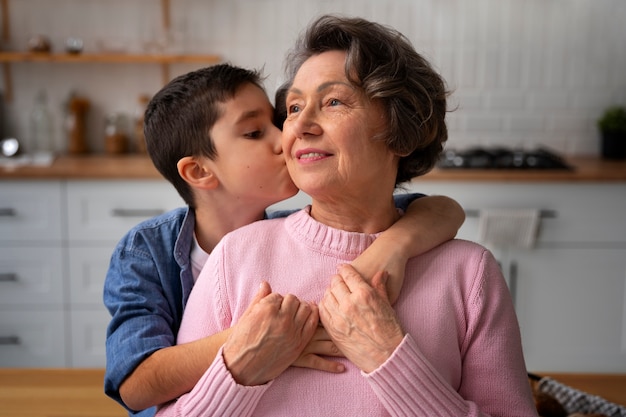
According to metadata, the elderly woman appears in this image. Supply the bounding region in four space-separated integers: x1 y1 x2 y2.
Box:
157 15 537 417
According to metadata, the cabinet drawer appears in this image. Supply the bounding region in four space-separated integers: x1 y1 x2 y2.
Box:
0 181 63 243
0 310 66 367
68 245 116 306
406 182 626 244
0 247 65 306
69 308 110 367
66 180 184 242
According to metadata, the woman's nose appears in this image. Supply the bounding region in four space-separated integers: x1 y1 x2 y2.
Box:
289 105 322 138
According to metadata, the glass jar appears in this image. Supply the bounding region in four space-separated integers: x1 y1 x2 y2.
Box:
104 113 128 154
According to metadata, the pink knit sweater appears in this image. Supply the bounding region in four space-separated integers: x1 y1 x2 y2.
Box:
157 207 538 417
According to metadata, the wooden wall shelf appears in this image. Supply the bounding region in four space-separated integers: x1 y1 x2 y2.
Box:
0 0 221 100
0 52 221 64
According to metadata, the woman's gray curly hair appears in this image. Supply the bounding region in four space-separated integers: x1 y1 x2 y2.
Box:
284 14 450 185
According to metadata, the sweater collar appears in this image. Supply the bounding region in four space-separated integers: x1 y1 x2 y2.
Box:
285 206 379 260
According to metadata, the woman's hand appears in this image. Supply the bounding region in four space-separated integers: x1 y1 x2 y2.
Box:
292 326 345 373
223 282 319 386
319 264 405 373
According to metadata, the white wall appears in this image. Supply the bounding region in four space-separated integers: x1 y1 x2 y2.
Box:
2 0 625 155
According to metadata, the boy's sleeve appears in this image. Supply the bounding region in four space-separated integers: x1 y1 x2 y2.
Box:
266 209 298 219
103 232 180 415
267 193 425 219
392 192 426 212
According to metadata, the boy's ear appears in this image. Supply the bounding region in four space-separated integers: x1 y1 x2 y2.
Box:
177 156 219 190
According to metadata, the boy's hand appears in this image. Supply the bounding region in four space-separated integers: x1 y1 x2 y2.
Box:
223 282 318 386
350 234 407 304
292 326 345 373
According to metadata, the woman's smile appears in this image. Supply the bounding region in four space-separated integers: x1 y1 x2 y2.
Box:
296 148 333 163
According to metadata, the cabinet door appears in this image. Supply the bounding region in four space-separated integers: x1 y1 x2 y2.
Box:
512 247 626 373
66 180 184 242
67 246 114 367
0 247 65 306
68 245 116 306
0 310 66 367
0 181 63 243
69 308 110 368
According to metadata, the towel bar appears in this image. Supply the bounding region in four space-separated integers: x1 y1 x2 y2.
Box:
465 209 557 218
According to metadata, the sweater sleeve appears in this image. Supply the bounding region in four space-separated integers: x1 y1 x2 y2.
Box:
365 249 537 417
364 335 483 417
157 346 272 417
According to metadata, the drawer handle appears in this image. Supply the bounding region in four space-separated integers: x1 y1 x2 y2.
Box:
0 273 18 282
0 336 20 345
0 207 16 216
111 208 165 217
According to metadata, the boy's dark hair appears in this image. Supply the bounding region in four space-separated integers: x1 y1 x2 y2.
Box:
285 15 450 184
273 82 289 130
144 64 265 207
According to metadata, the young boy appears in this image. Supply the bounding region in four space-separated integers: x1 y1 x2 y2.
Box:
103 64 464 417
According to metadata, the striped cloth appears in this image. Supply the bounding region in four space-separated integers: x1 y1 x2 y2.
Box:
537 377 626 417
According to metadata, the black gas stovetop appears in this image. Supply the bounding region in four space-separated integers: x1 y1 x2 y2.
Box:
437 146 573 170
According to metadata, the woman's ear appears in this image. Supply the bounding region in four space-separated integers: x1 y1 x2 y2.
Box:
177 156 219 190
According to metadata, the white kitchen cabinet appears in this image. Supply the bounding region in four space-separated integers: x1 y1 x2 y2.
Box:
66 181 185 242
402 181 626 372
0 182 68 366
0 179 183 368
0 310 66 367
512 247 626 373
0 181 64 243
65 180 183 367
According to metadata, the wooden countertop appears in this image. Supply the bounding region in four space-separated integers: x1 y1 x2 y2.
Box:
0 369 624 417
1 154 626 182
0 369 126 417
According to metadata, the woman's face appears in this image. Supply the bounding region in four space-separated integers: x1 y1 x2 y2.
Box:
282 50 398 201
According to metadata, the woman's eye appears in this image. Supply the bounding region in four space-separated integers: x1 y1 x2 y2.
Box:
288 104 300 114
329 98 341 106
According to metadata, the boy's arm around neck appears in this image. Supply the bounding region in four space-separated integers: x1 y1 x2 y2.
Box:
351 195 465 303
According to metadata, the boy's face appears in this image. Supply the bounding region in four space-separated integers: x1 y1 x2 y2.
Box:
207 83 298 209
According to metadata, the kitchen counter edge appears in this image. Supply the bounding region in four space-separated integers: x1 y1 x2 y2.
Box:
1 154 625 182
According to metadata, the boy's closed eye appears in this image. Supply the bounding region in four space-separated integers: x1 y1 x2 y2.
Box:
243 128 265 139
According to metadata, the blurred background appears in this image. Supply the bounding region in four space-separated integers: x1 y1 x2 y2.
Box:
1 0 625 155
1 0 625 389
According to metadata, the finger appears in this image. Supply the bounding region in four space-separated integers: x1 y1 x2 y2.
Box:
293 299 313 326
252 281 272 304
370 270 390 301
292 354 345 373
240 281 274 317
280 293 301 316
303 302 319 333
259 292 283 308
328 273 351 298
303 339 342 357
336 264 367 292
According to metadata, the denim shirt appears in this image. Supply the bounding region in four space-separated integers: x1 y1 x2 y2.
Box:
103 193 422 416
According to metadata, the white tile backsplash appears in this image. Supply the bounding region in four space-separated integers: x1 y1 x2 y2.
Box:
2 0 624 156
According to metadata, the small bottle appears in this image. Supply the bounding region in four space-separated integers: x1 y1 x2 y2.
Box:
133 94 150 154
65 92 90 154
29 89 55 154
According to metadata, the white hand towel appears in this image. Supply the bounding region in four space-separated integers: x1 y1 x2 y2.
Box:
477 209 541 249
